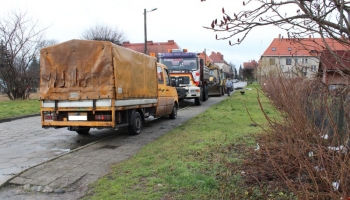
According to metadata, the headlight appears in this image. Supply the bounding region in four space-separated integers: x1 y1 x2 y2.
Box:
189 89 200 93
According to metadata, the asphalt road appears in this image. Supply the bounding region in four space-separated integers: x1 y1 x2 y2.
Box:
0 81 247 200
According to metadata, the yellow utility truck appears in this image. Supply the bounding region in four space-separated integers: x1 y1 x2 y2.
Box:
40 40 178 135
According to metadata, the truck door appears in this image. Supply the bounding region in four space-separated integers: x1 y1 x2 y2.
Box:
157 66 167 116
163 68 177 114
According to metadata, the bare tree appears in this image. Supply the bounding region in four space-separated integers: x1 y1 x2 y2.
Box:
25 39 58 95
0 10 47 100
203 1 350 50
81 24 127 45
202 1 350 198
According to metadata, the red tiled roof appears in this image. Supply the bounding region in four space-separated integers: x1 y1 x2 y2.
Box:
243 60 258 69
320 50 350 70
262 38 350 57
198 52 212 65
122 40 180 54
209 52 224 63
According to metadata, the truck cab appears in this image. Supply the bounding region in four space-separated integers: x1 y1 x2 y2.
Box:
158 49 209 106
156 63 178 118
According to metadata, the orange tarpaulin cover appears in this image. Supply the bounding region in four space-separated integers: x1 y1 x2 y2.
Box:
40 40 158 100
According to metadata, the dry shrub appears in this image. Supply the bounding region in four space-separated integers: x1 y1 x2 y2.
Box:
248 77 350 199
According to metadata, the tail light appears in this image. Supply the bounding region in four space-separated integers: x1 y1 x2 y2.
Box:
95 115 112 121
44 113 57 121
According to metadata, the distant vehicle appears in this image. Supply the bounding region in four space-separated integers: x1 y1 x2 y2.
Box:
233 79 239 83
207 64 225 96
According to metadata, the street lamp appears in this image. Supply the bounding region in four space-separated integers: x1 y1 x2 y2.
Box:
144 8 157 54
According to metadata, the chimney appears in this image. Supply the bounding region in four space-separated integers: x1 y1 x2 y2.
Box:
168 40 174 43
278 34 281 41
309 35 311 40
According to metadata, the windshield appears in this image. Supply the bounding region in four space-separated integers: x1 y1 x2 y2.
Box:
160 58 197 71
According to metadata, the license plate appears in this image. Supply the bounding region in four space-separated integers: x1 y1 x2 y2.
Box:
68 112 87 121
69 92 79 99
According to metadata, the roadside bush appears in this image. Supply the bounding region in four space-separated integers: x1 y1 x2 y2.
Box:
249 77 350 199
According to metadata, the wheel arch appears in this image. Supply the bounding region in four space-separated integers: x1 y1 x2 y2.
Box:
127 109 145 124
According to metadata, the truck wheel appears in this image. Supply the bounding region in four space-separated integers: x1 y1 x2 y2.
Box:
203 85 208 102
169 104 177 119
221 87 224 96
206 85 209 100
128 111 142 135
195 95 202 106
76 128 90 135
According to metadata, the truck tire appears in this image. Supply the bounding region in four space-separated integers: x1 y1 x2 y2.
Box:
221 86 225 96
128 111 142 135
76 128 90 135
203 85 209 102
195 94 202 106
169 104 177 119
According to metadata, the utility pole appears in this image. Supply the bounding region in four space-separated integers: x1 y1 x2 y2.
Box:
204 48 210 66
144 8 157 54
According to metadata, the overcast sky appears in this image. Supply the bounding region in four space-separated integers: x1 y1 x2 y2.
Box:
1 0 282 69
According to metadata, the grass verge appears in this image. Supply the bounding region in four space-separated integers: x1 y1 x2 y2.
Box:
84 83 284 199
0 98 40 120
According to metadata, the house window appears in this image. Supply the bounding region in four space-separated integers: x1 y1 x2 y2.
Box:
269 58 275 65
288 47 292 51
311 65 317 72
286 58 292 65
295 58 298 63
305 58 308 63
272 47 276 51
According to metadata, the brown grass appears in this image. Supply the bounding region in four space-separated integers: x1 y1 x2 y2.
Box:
253 77 350 199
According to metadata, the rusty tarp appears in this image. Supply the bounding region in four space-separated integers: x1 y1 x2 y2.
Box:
40 40 158 100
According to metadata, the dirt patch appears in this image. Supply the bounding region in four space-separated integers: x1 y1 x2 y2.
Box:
0 93 39 101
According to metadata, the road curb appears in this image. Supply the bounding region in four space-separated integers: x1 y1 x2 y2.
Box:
0 113 40 124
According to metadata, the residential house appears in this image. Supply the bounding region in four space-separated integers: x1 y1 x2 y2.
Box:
243 60 258 69
122 40 180 55
243 60 259 81
258 35 348 81
209 52 233 78
318 50 350 87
